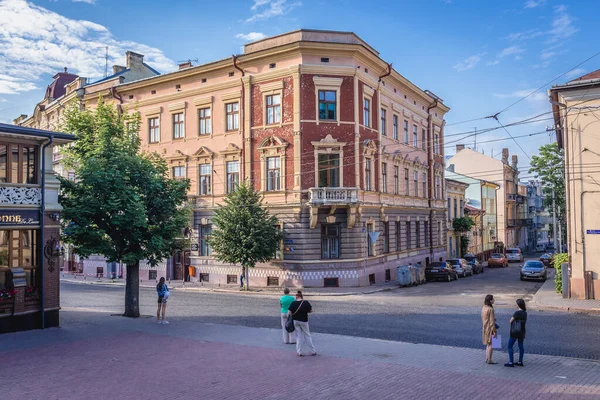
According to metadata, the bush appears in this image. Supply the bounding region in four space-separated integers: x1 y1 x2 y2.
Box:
554 253 568 294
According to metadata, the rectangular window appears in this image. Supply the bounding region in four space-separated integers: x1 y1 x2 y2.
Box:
438 222 442 246
226 102 239 131
380 108 386 135
198 107 211 135
0 145 6 183
422 172 427 198
149 270 157 280
422 128 426 150
416 221 421 248
0 229 39 290
67 172 75 181
404 120 409 143
448 198 452 221
172 112 184 139
365 158 372 191
226 161 240 193
172 166 185 180
406 221 411 250
394 166 399 195
383 222 389 254
324 277 339 287
424 221 429 247
460 200 464 217
149 117 160 143
453 198 457 221
367 223 374 256
199 273 209 282
396 221 402 251
363 99 371 128
267 277 279 286
200 224 212 256
199 164 211 195
413 125 418 147
393 115 398 140
273 224 282 260
382 162 387 193
266 94 281 124
318 90 337 120
434 134 440 154
404 168 409 195
318 154 340 187
227 275 237 284
413 171 418 197
321 224 340 259
266 156 281 191
23 146 36 184
436 177 441 199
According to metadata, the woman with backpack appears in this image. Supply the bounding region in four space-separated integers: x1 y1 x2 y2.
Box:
505 298 527 367
156 277 170 324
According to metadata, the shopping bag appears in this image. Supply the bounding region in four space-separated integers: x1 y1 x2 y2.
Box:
491 334 502 349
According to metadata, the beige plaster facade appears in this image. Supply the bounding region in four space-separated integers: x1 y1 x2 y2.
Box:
445 178 469 258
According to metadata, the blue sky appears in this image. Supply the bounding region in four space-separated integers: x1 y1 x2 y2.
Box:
0 0 597 174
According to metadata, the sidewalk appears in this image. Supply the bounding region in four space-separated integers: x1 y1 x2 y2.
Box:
2 310 600 399
59 273 399 296
533 270 600 313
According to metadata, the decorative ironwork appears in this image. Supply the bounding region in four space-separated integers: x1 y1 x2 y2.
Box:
44 237 64 273
0 186 42 205
308 187 359 205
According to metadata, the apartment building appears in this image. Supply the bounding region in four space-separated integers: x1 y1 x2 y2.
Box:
445 178 469 258
18 30 450 288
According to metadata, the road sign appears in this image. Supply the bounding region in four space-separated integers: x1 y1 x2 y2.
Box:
190 243 199 251
284 239 293 245
586 230 600 235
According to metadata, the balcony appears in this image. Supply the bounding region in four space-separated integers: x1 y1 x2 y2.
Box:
308 187 359 206
0 185 41 206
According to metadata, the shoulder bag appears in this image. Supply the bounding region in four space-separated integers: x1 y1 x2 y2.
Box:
510 319 522 337
285 300 303 333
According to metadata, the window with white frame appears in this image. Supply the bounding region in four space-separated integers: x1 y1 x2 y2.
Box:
226 102 239 131
173 112 184 139
199 164 211 195
200 224 212 256
394 166 399 194
422 172 427 198
363 99 371 128
149 117 160 143
266 94 281 125
404 168 409 195
413 125 418 147
172 165 185 180
266 156 281 191
226 161 239 193
403 120 409 143
199 108 211 135
434 133 440 154
381 108 387 136
318 154 340 187
365 158 372 191
382 162 388 193
413 170 418 197
393 115 398 140
318 90 337 120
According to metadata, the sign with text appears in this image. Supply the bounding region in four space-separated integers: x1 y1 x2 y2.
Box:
0 210 39 226
586 230 600 235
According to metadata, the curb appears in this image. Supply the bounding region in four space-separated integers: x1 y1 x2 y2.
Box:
531 302 600 315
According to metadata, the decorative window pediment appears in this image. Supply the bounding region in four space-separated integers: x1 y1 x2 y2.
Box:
193 146 214 162
258 135 288 156
311 134 346 151
362 138 377 156
220 143 242 160
166 149 188 163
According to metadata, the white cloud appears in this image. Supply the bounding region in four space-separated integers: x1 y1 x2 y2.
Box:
0 0 176 95
524 0 546 9
498 45 526 58
494 89 548 105
565 68 586 79
245 0 301 22
487 60 500 66
235 32 267 41
453 54 484 72
540 51 556 60
72 0 96 3
547 5 578 43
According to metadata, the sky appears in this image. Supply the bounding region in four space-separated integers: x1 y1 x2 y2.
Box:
0 0 598 177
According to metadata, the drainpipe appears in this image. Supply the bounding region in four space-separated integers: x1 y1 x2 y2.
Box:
232 55 246 181
580 190 600 299
376 64 391 199
427 99 439 263
40 135 54 329
111 87 123 115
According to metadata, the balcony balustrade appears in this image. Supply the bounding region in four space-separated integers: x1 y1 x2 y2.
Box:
0 185 41 206
308 187 359 206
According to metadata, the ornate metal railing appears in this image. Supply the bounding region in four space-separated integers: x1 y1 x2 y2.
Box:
308 187 359 205
0 185 42 205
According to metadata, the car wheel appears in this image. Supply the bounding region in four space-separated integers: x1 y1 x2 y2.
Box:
463 271 467 278
447 274 452 282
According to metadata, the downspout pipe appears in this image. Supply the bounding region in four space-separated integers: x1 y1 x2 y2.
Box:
40 135 54 329
378 63 392 83
581 191 600 299
232 55 246 181
427 99 439 262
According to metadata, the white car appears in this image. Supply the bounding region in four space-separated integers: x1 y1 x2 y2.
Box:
506 248 523 263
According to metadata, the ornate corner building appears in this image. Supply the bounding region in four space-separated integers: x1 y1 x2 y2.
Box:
17 30 449 288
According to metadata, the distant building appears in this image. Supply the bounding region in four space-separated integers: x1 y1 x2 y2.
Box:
549 69 600 299
445 178 469 258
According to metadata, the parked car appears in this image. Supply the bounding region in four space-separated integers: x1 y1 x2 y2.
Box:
520 260 547 281
506 248 524 263
447 258 473 277
547 242 555 250
536 243 547 252
487 253 508 268
468 259 484 274
425 261 458 282
540 253 555 267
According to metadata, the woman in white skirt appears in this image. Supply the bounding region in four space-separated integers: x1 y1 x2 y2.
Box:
287 291 316 357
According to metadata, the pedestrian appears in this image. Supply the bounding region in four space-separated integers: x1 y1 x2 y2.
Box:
287 290 316 357
280 288 296 344
505 298 528 367
240 267 245 289
156 277 169 324
482 294 497 364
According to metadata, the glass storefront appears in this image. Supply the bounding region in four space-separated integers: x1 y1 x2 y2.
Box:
0 229 39 290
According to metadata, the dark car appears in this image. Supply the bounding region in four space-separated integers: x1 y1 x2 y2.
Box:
540 253 554 267
446 258 473 277
467 259 484 274
425 261 458 282
520 260 548 281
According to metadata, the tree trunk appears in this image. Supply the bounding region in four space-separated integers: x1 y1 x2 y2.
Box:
124 260 140 317
245 267 249 291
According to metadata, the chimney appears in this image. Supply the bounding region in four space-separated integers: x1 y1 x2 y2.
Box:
179 61 192 70
13 114 28 125
126 51 144 68
456 144 465 152
512 155 518 169
502 148 509 164
112 65 126 74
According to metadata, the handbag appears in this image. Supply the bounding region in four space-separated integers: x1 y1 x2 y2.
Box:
162 284 170 300
285 300 303 333
510 319 522 337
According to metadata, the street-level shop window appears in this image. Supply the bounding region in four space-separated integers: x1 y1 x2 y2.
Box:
226 161 240 194
318 90 336 120
396 221 402 251
149 270 157 280
199 224 212 256
321 224 340 259
172 112 185 139
198 108 211 135
318 154 340 188
199 273 209 282
266 94 281 125
226 102 239 131
367 223 375 256
424 221 429 247
0 229 38 290
416 221 421 248
324 277 339 287
149 117 160 143
199 164 211 195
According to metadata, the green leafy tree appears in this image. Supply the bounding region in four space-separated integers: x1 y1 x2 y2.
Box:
453 216 476 257
59 100 190 317
208 181 283 290
554 253 568 294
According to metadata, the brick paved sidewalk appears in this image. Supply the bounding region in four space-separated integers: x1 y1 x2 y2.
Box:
533 270 600 313
2 310 600 399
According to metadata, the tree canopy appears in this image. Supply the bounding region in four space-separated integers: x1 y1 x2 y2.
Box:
529 142 565 219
